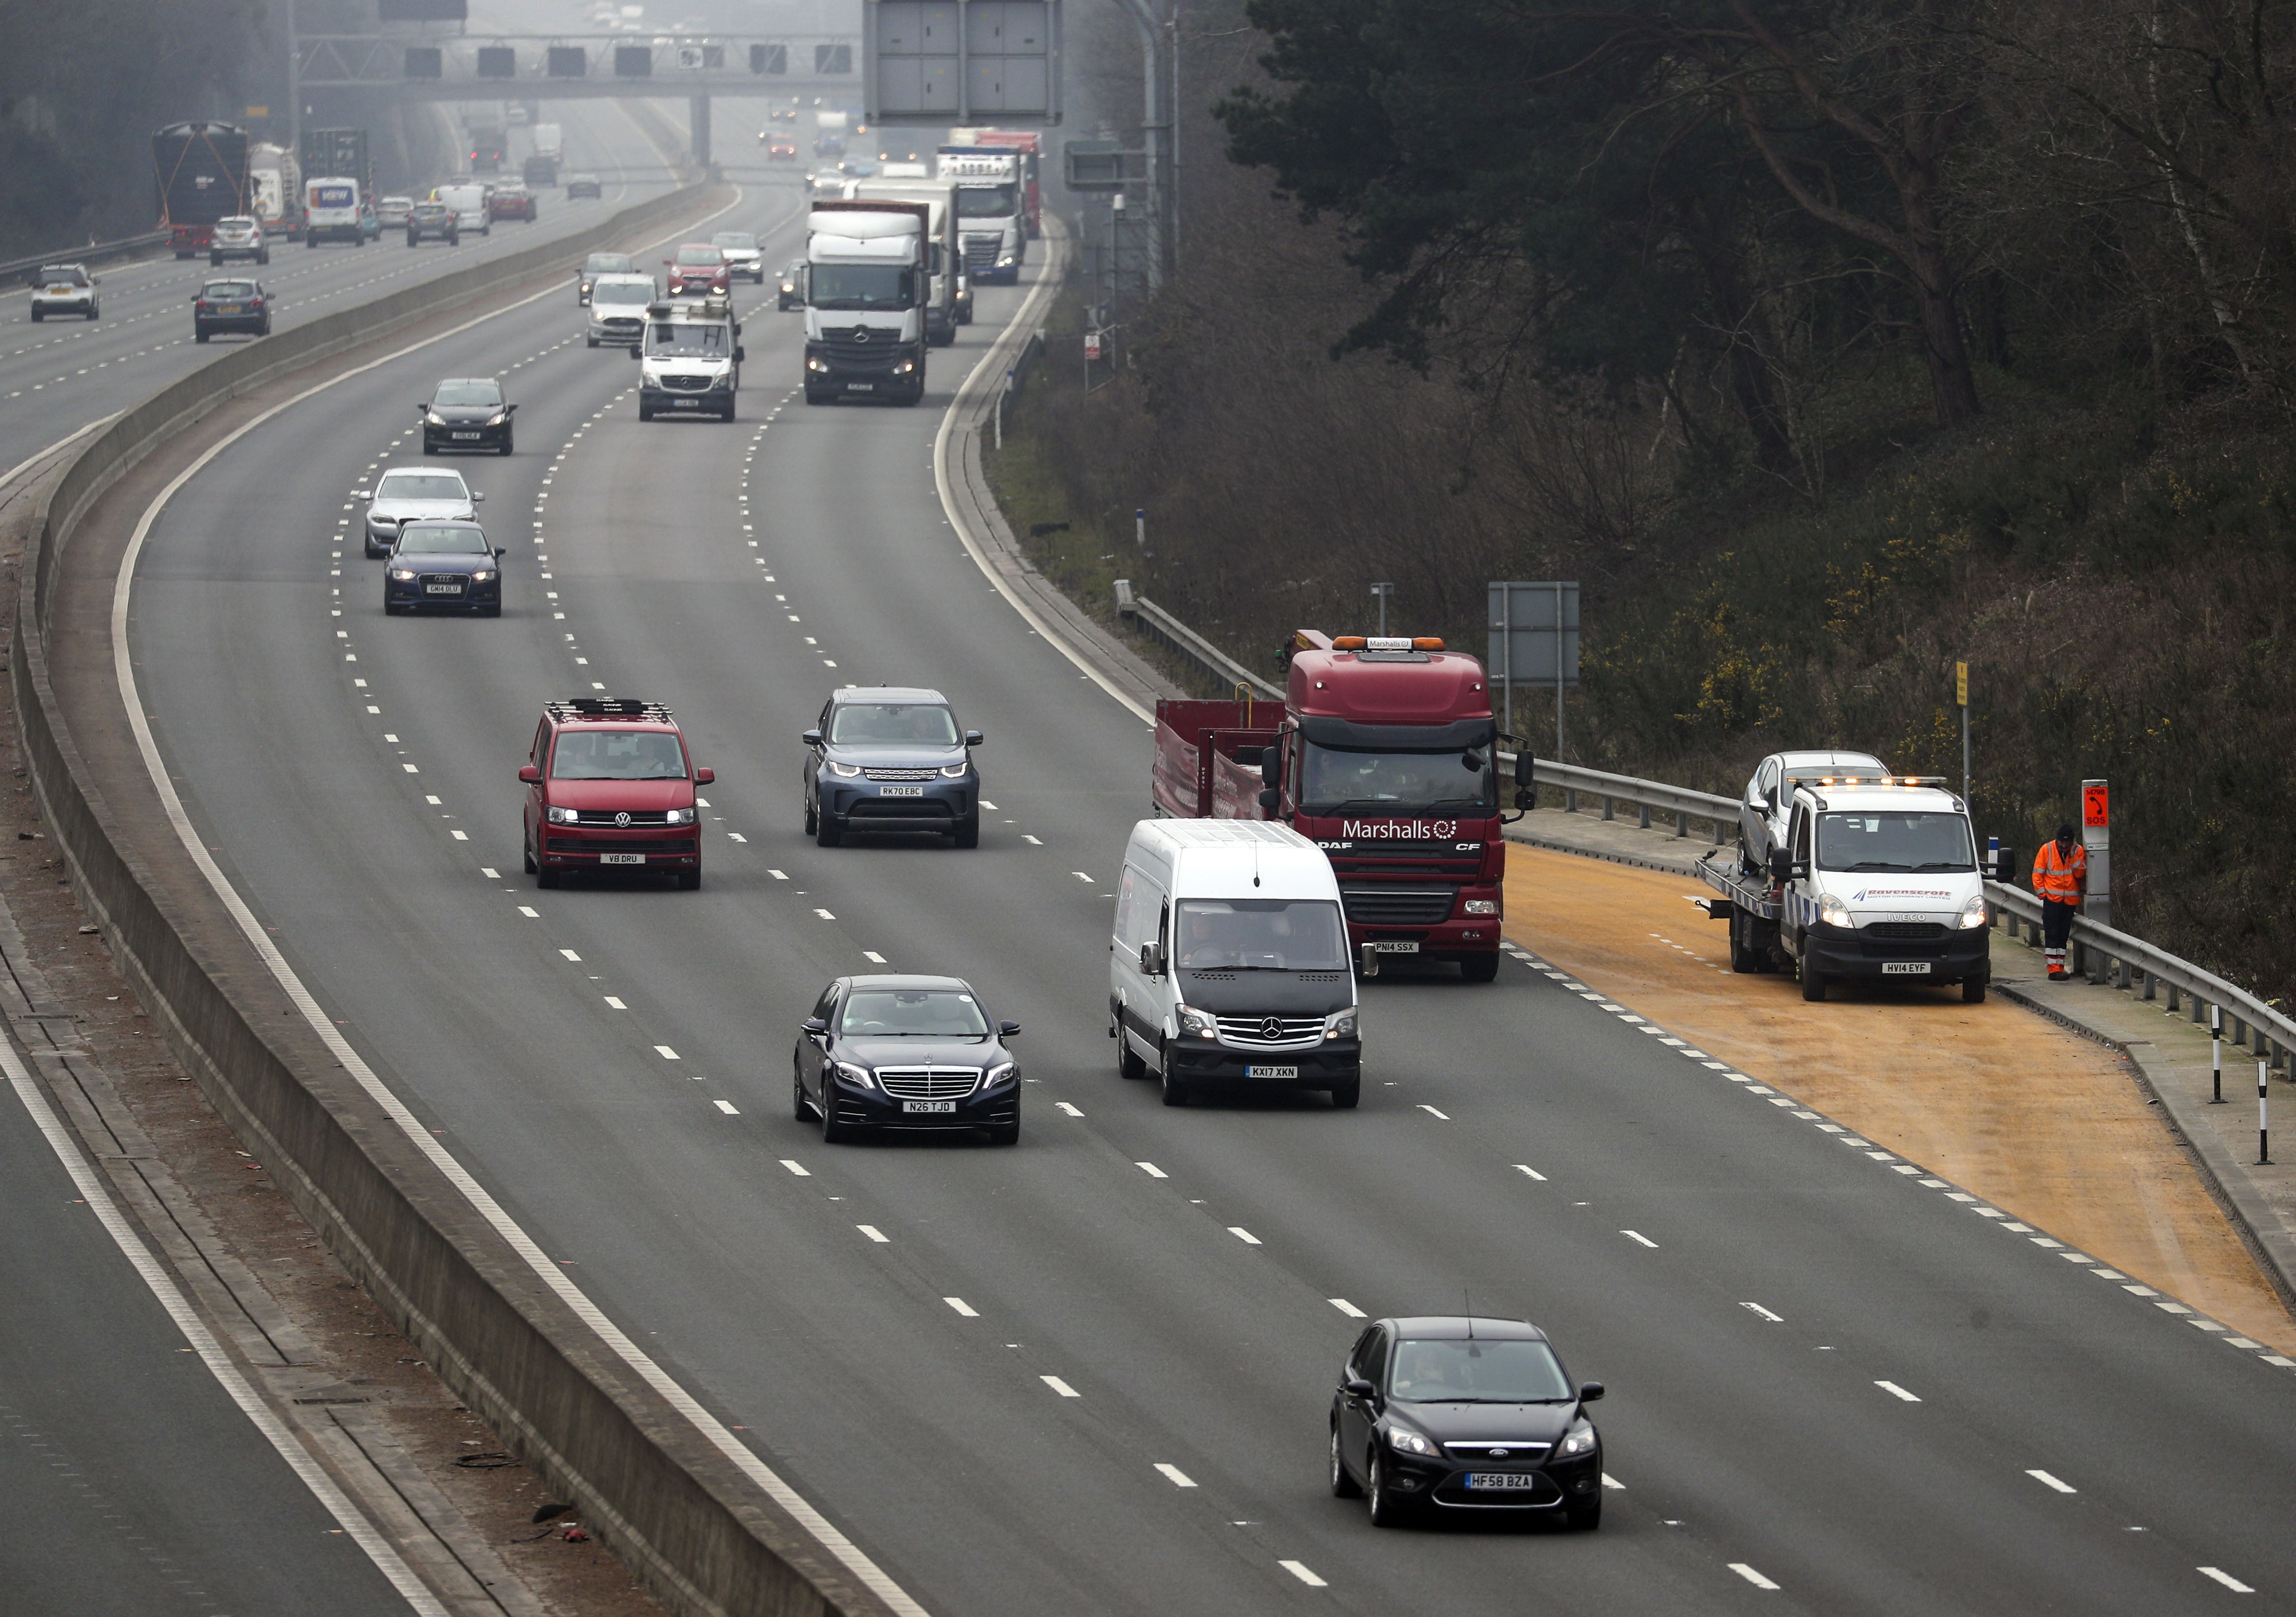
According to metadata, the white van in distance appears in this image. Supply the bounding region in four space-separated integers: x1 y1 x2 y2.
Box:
1110 819 1362 1109
304 177 366 246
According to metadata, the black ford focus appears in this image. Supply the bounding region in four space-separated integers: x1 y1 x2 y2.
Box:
420 376 516 455
794 975 1020 1144
384 520 504 616
1331 1316 1605 1529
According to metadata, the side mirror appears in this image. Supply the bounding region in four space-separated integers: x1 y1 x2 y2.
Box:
1769 848 1793 883
1359 942 1380 979
965 730 983 747
493 546 506 558
694 766 715 785
1993 847 2016 883
630 346 642 359
517 765 541 784
1746 792 1768 813
351 490 371 501
998 1020 1021 1038
802 729 823 747
734 346 746 363
662 258 673 265
415 402 426 413
505 402 518 414
1138 940 1164 976
472 491 485 502
1578 1381 1606 1403
802 1017 828 1036
1514 751 1533 788
1258 788 1279 811
1260 750 1281 789
1344 1378 1377 1401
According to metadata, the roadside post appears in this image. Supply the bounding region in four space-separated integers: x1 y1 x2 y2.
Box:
1956 661 1970 803
2261 1059 2271 1164
1370 582 1393 636
1487 581 1579 763
1134 508 1147 556
2081 780 2111 980
2212 1005 2226 1103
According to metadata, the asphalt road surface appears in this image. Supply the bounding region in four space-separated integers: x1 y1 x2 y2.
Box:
0 92 687 1617
108 179 2296 1615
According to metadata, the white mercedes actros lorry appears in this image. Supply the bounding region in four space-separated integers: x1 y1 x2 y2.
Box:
803 199 929 406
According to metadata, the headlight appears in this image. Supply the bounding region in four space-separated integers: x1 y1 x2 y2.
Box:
486 411 508 426
468 569 493 582
1958 894 1988 930
389 567 417 581
807 357 829 372
708 371 731 389
834 1061 876 1090
1386 1427 1438 1457
1819 894 1853 928
997 253 1016 267
829 762 862 778
894 360 914 374
939 763 968 778
1175 1004 1218 1039
1464 899 1499 916
1557 1423 1597 1458
369 515 397 529
1325 1008 1357 1040
426 410 446 425
983 1061 1016 1087
546 806 578 824
664 807 693 825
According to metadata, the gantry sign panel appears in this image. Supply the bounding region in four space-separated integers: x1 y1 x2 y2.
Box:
865 1 1061 125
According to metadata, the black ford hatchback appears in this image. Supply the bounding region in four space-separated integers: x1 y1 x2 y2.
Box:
1332 1316 1604 1529
420 376 516 455
794 975 1020 1144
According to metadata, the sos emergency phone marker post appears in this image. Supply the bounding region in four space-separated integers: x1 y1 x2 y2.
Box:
2211 1005 2226 1103
1956 661 1970 804
2260 1059 2271 1165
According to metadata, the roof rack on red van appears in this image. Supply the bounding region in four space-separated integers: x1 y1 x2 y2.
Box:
547 697 673 723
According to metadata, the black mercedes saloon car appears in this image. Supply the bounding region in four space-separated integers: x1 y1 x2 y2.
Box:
802 686 982 848
384 520 504 616
419 376 516 455
1332 1316 1604 1529
794 975 1020 1144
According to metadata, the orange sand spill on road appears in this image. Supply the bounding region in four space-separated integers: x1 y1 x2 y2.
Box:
1502 846 2296 1354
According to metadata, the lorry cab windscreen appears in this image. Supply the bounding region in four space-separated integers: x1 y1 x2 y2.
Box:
829 704 959 745
550 731 688 780
954 184 1019 217
1174 900 1346 972
1297 743 1495 815
645 323 732 356
1817 812 1976 872
809 265 914 310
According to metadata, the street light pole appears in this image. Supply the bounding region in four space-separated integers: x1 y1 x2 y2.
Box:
1113 0 1171 292
287 0 301 155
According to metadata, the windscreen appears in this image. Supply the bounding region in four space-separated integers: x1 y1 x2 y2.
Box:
645 321 732 357
839 989 990 1038
550 730 688 780
808 264 912 310
712 232 757 250
374 474 465 501
432 382 500 407
397 525 487 554
1297 743 1496 815
219 217 255 228
1817 812 1976 873
585 254 633 274
954 183 1019 217
202 282 256 299
592 281 652 306
828 704 959 745
1173 900 1346 971
677 246 725 265
1390 1338 1573 1403
40 267 86 286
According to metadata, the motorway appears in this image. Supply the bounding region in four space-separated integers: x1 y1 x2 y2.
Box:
82 143 2296 1614
0 92 693 1616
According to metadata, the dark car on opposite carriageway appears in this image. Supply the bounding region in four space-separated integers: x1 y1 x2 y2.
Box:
1332 1316 1605 1530
802 686 982 848
794 975 1021 1144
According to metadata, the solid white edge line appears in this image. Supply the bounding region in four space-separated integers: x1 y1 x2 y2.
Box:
1153 1463 1195 1488
2197 1566 2254 1593
0 1036 444 1614
2026 1468 2076 1493
930 222 1155 726
1728 1562 1780 1590
108 189 935 1617
1277 1560 1327 1588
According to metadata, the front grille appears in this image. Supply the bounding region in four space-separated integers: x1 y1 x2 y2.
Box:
961 235 999 272
875 1067 981 1101
1442 1441 1553 1461
598 317 641 335
848 799 954 819
545 836 697 854
660 373 712 392
1864 922 1946 940
574 810 669 826
815 328 904 368
864 768 938 781
1214 1015 1324 1049
1341 887 1458 926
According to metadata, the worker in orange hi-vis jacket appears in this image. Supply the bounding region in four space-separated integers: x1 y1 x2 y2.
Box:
2031 823 2088 981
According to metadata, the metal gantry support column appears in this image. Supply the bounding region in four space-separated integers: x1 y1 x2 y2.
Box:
690 94 712 170
287 0 302 156
1113 0 1172 293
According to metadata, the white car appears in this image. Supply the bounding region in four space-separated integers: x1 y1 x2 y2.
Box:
1739 749 1889 872
28 263 98 321
711 230 765 283
356 466 482 559
210 216 269 265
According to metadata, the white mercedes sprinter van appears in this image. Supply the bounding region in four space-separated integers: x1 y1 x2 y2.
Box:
1110 819 1362 1109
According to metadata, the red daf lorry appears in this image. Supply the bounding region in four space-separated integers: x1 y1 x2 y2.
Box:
1150 631 1530 981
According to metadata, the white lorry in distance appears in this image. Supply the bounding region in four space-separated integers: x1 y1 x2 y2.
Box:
249 143 301 239
532 122 563 159
849 179 958 346
815 109 849 157
803 200 929 406
935 147 1023 284
304 176 366 246
636 295 742 422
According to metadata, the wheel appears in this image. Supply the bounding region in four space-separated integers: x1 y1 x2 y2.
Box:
1564 1492 1603 1531
721 399 736 422
523 838 537 874
793 1061 812 1120
951 813 979 849
637 404 654 422
1729 910 1760 973
1962 976 1987 1004
195 329 210 343
820 1086 855 1143
480 602 501 618
210 253 222 266
498 434 512 456
803 792 818 835
408 234 419 248
1116 1022 1149 1080
28 309 40 321
1366 1454 1412 1527
1159 1044 1189 1107
85 306 96 320
421 439 436 455
537 863 561 889
306 235 316 249
678 869 701 891
1329 1076 1361 1109
1330 1423 1363 1498
803 387 828 405
258 319 270 337
1459 951 1499 983
986 1120 1019 1146
816 815 842 848
364 541 385 559
1801 962 1826 1002
258 250 268 265
586 336 598 348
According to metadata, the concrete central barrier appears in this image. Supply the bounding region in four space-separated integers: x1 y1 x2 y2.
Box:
12 183 913 1617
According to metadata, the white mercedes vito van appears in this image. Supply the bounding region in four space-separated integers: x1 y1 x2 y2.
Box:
1110 819 1361 1109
